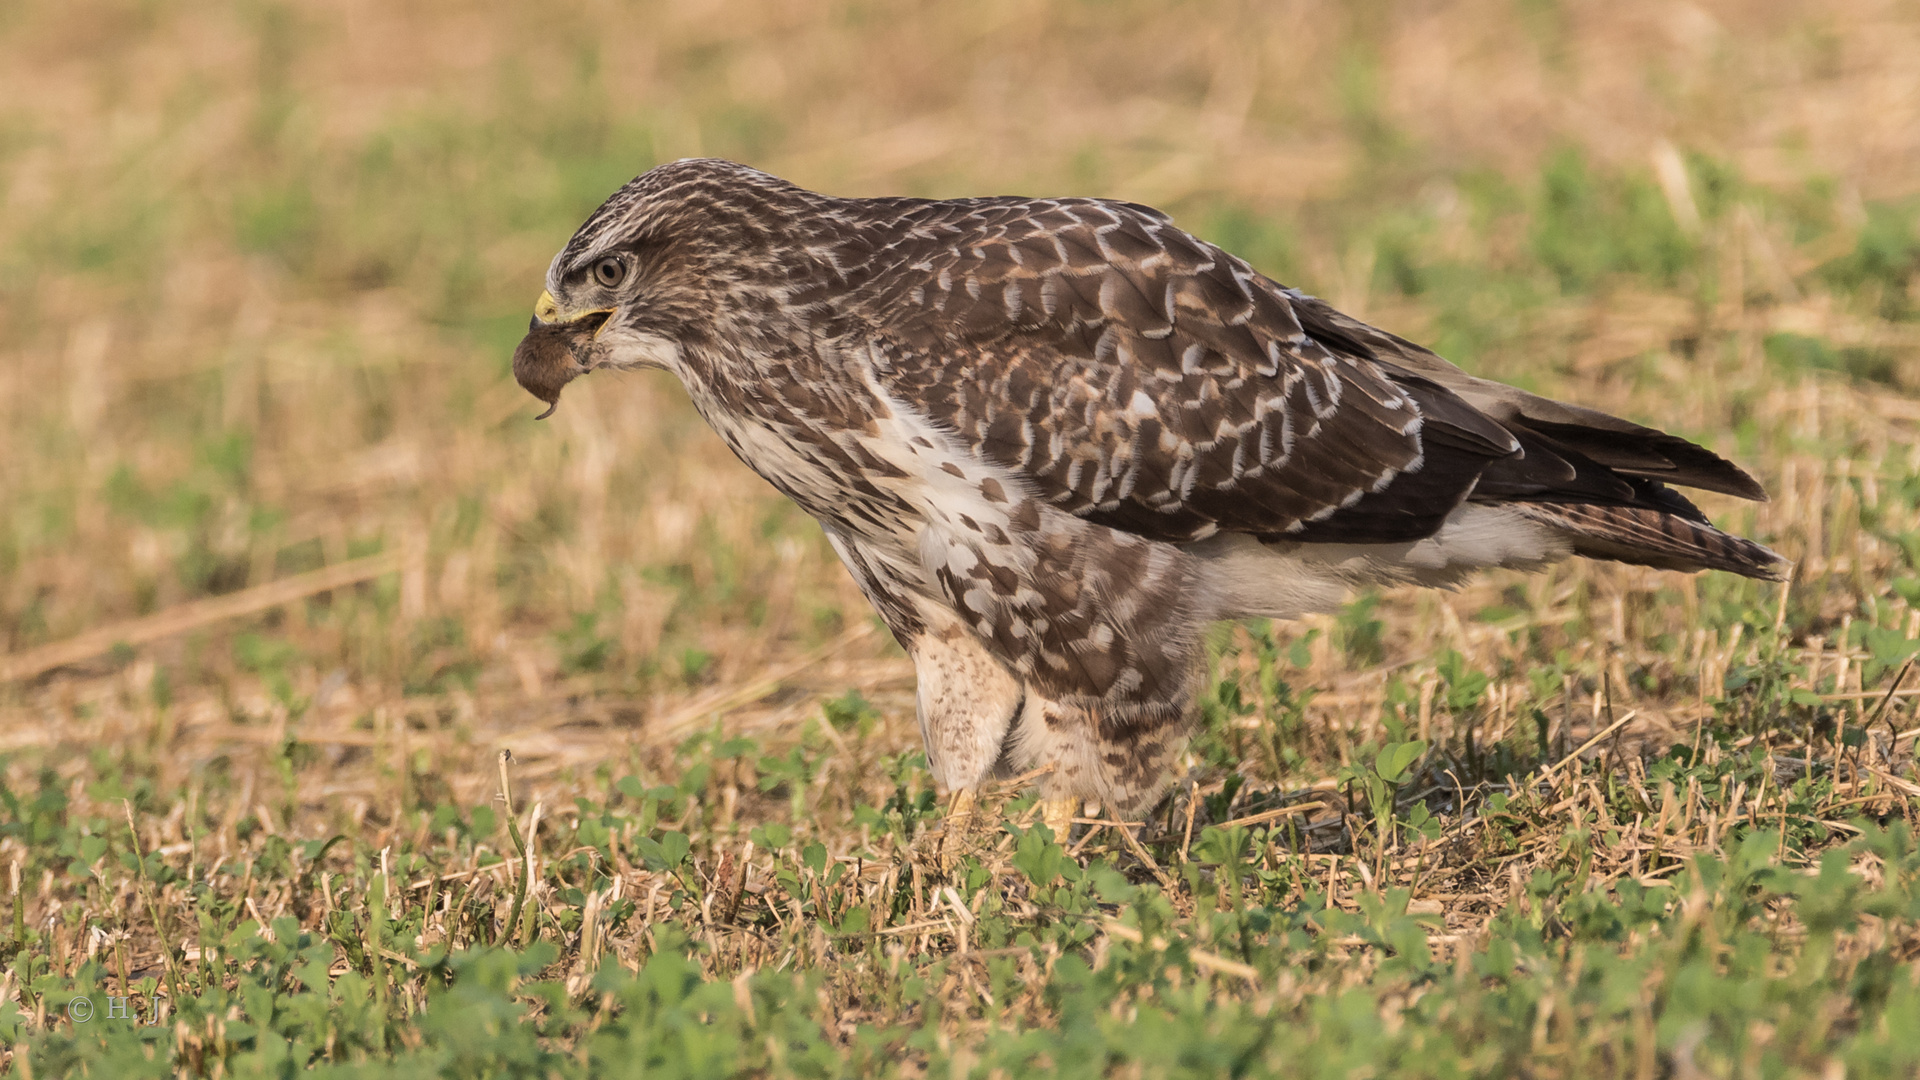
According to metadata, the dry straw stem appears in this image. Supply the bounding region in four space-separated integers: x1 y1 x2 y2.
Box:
0 551 403 683
1100 919 1261 985
122 798 186 1013
1216 802 1329 831
1535 712 1639 784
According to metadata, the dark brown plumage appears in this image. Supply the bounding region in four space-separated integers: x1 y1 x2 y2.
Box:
515 159 1786 821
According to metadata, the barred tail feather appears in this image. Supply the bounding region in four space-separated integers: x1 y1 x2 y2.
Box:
1512 502 1788 581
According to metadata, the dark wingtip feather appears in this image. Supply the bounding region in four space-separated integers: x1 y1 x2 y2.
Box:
1518 419 1770 502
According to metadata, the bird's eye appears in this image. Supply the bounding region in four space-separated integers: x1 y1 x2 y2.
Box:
592 257 626 288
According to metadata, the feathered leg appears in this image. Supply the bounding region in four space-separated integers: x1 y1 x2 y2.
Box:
1007 691 1193 828
909 618 1024 868
911 620 1025 793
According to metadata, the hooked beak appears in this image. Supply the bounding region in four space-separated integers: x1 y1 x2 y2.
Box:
531 289 617 337
513 291 617 419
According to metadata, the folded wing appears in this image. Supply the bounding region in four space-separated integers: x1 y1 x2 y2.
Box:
823 195 1784 580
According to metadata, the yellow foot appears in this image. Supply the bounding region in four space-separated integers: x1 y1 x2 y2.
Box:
937 789 981 873
1040 796 1078 843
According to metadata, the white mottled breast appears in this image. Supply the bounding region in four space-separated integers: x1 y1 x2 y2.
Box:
671 345 1036 617
675 373 865 521
847 388 1045 611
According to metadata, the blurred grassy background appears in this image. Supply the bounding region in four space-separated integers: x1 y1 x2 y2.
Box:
3 0 1920 826
10 2 1920 1073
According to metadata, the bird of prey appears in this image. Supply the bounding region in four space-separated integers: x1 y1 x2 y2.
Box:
514 158 1784 837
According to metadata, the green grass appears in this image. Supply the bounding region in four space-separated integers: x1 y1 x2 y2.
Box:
4 1 1920 1076
10 712 1920 1077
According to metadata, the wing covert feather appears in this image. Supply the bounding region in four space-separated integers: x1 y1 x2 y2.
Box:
834 197 1513 543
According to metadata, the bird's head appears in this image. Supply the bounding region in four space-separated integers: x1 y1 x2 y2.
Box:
512 158 818 418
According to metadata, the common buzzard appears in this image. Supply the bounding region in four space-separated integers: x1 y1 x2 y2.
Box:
513 159 1783 834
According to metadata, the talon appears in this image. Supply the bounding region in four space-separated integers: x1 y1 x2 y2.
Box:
938 789 982 873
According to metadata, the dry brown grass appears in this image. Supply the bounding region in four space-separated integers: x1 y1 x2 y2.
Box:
4 2 1920 1073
